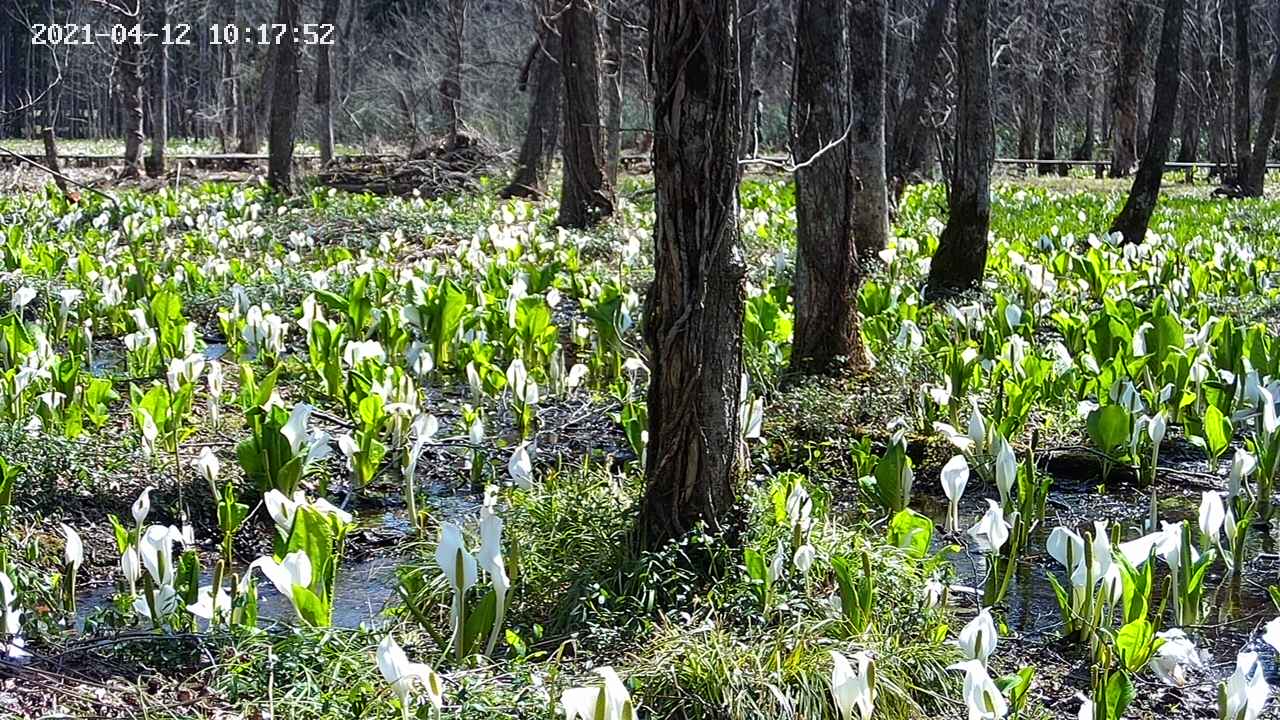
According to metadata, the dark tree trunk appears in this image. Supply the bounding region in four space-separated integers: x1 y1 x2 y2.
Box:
1109 1 1153 177
1037 67 1059 175
604 3 624 185
1110 0 1184 243
925 0 993 300
440 0 467 141
119 29 145 178
267 0 301 193
738 0 760 158
1073 84 1098 160
315 0 342 165
638 0 745 551
1231 0 1250 181
146 1 169 178
1177 0 1205 163
1243 44 1280 196
1208 0 1232 174
791 0 863 373
888 0 949 200
556 0 614 228
501 5 562 198
221 0 240 152
1017 93 1038 165
238 45 275 153
849 0 890 259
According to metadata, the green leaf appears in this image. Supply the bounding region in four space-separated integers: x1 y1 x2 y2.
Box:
887 509 934 559
1202 405 1232 458
1116 619 1156 672
1087 404 1130 455
1105 670 1136 719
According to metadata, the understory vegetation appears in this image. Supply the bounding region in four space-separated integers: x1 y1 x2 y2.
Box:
0 176 1278 719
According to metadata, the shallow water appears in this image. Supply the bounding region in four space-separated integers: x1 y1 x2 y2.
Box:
914 452 1280 684
76 479 484 630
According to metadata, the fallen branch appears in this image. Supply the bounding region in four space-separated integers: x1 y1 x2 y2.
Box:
0 143 120 209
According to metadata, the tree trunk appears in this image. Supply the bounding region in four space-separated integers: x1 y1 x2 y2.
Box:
1231 0 1250 181
888 0 949 200
501 6 562 198
1177 0 1205 163
1208 0 1232 175
440 0 467 141
119 29 144 178
791 0 862 373
1037 66 1059 175
556 0 614 228
315 0 342 165
1073 83 1097 160
238 45 276 153
221 0 240 152
925 0 992 300
1110 0 1184 243
1242 44 1280 196
849 0 891 259
738 0 760 158
1109 1 1153 177
638 0 745 551
604 3 624 186
146 0 169 178
267 0 301 193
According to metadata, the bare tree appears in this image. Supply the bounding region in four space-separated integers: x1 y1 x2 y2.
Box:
638 0 745 550
146 0 169 177
1110 0 1184 243
314 0 343 164
889 0 950 200
1108 0 1153 178
556 0 613 228
849 0 890 258
738 0 760 158
116 4 144 178
501 2 562 198
791 0 863 372
267 0 301 192
440 0 467 142
603 1 624 185
1231 0 1250 181
925 0 993 299
1243 33 1280 196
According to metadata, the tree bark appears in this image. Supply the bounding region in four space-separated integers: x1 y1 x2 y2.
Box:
1231 0 1250 181
1037 64 1059 175
738 0 760 158
638 0 745 550
315 0 342 165
888 0 949 200
1242 43 1280 196
146 0 169 178
501 5 562 198
267 0 302 193
1109 0 1153 177
440 0 467 141
925 0 993 300
221 0 240 151
119 27 144 178
849 0 891 259
238 44 276 153
604 3 624 186
1177 0 1205 163
1110 0 1184 243
791 0 863 373
556 0 614 228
